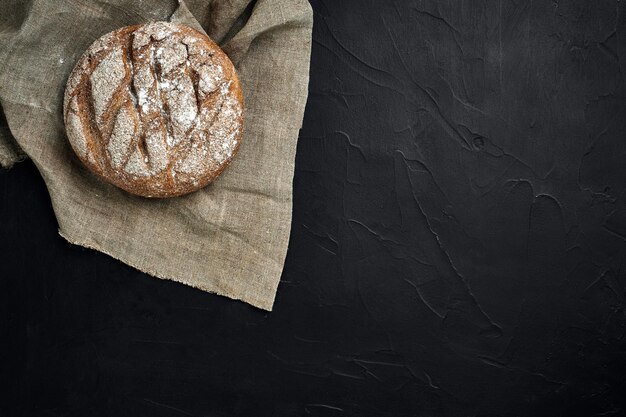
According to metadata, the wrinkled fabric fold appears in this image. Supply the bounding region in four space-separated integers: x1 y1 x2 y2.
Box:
0 0 313 310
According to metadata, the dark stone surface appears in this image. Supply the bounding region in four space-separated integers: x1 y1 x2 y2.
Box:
2 0 626 416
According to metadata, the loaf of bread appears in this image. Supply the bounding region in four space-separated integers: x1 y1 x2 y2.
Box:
63 22 244 198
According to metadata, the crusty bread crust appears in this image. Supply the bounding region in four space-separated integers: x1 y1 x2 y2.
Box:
63 22 244 198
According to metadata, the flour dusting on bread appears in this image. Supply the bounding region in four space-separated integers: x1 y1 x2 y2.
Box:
63 22 244 198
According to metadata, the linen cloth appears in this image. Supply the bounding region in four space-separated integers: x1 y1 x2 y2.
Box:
0 0 313 310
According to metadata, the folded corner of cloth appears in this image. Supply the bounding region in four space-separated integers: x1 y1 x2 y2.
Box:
0 0 313 311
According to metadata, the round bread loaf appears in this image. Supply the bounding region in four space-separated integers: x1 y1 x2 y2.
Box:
63 21 244 198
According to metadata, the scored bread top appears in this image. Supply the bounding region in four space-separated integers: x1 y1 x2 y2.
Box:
63 22 244 198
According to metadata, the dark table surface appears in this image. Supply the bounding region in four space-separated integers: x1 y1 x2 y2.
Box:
2 1 626 416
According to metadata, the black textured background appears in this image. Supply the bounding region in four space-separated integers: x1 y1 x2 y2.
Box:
2 1 626 416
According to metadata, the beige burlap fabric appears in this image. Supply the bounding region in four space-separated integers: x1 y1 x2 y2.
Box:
0 0 313 310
